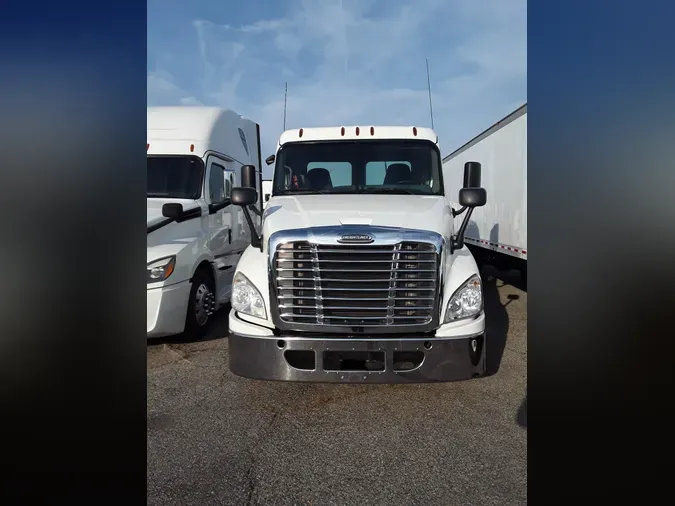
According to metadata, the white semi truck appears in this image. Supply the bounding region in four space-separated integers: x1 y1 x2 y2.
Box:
443 104 527 280
146 106 263 339
226 125 489 383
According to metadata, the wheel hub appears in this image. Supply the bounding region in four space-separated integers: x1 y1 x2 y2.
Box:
194 283 216 326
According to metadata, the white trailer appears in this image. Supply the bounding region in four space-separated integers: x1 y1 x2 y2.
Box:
442 104 527 279
146 106 264 339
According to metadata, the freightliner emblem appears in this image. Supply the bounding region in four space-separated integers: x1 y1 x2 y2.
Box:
338 233 375 244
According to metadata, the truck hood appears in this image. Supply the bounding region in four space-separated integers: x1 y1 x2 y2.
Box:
262 194 453 246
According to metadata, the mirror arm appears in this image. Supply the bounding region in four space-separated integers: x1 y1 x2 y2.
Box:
241 206 262 251
451 206 475 253
248 204 262 217
208 199 232 214
452 206 467 218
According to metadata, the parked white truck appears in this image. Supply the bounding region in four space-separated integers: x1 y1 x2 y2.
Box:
147 106 263 339
226 125 488 383
443 104 527 280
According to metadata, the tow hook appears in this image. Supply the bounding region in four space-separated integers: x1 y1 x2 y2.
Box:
468 335 484 366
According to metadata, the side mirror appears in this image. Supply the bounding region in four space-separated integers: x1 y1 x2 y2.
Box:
463 161 482 188
231 187 257 207
241 164 257 190
162 203 184 220
452 161 488 252
232 187 261 249
459 187 487 208
265 154 275 166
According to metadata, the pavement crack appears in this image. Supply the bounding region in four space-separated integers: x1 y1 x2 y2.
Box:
166 344 188 360
245 411 279 506
161 344 200 367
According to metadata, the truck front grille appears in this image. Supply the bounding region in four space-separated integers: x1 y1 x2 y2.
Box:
273 241 439 328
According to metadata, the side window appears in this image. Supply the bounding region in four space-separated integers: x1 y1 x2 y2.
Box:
224 171 235 198
209 162 227 204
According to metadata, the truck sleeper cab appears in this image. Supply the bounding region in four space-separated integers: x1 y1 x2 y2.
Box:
228 126 487 383
146 106 263 339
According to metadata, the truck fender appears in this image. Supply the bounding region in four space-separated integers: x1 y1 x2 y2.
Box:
441 247 481 317
190 253 217 286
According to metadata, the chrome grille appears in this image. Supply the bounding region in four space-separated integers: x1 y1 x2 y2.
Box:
273 241 439 328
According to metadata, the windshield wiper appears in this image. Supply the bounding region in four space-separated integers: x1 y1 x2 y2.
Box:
361 187 417 195
276 189 327 195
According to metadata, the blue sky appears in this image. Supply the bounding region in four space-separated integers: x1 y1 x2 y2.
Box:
148 0 526 178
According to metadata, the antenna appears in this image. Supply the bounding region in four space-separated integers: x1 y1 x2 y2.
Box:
283 82 288 130
426 58 435 130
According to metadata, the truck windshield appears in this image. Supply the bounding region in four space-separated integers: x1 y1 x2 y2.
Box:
272 140 444 196
147 155 204 199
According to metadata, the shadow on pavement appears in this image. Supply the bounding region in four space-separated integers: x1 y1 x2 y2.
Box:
502 269 527 293
477 257 527 426
517 395 527 428
481 267 511 377
478 258 526 376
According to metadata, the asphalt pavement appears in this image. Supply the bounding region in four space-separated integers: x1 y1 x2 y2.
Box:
147 265 527 506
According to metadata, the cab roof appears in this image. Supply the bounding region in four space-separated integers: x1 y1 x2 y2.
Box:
278 125 439 146
147 106 258 164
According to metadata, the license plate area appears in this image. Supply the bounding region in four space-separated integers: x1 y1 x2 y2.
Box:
323 350 386 372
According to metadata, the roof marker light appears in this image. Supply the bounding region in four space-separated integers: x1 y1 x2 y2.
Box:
189 144 195 152
341 127 345 136
370 126 375 136
355 126 360 136
412 127 418 136
146 143 149 151
299 128 304 138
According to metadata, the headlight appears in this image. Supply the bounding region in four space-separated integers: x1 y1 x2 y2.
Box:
444 274 483 322
147 256 176 284
232 271 267 319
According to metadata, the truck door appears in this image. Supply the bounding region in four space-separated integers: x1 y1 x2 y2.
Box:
205 156 236 298
224 168 244 250
228 166 250 254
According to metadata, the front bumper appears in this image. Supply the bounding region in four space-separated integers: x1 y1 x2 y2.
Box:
147 280 191 338
228 312 486 384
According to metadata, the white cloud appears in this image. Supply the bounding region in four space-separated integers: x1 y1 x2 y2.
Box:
148 70 203 107
147 71 179 95
179 96 203 105
149 0 526 178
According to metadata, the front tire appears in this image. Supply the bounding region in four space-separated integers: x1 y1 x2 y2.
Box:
184 269 216 340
